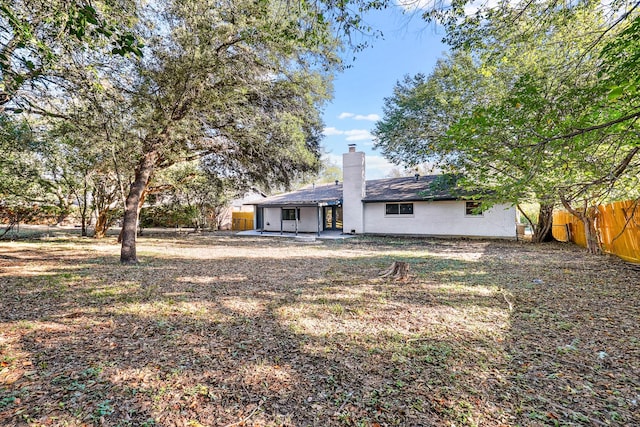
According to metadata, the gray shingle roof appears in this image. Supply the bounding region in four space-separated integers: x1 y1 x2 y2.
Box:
255 182 343 207
363 175 460 202
253 175 464 207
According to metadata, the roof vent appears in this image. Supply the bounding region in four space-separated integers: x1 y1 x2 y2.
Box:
414 173 420 181
348 144 356 153
335 180 339 185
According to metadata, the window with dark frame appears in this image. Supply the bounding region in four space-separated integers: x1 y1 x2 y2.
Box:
465 201 484 216
400 203 413 214
282 208 300 220
385 203 414 215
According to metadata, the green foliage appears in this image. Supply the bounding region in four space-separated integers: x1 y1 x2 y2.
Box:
142 161 240 230
599 14 640 115
139 204 196 229
375 0 640 249
0 0 142 107
0 0 393 258
0 116 58 211
65 3 143 56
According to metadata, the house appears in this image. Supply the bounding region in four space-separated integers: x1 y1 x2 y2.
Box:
227 190 266 231
247 144 517 239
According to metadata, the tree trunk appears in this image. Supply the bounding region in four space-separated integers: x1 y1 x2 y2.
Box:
94 210 109 239
81 215 87 237
559 193 602 255
582 210 601 255
120 151 158 264
55 209 70 226
532 203 554 243
53 188 72 226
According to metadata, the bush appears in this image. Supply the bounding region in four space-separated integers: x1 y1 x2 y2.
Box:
139 204 198 228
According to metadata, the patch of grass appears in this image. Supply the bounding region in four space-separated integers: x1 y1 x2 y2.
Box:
0 236 637 426
329 303 345 316
93 399 115 420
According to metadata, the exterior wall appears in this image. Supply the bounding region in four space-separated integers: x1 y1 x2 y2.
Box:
363 201 516 238
342 148 365 234
262 207 320 233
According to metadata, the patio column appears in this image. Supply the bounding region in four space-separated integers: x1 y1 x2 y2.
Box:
317 206 321 236
295 207 299 236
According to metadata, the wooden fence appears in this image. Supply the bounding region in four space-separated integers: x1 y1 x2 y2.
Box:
552 200 640 264
231 211 254 231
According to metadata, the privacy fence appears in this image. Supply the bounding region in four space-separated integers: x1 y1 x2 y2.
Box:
552 200 640 264
231 211 254 231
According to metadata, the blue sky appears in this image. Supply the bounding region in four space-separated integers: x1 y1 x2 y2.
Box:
320 6 449 179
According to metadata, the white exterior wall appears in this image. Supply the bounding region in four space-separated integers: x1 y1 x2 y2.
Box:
262 207 320 233
342 148 365 234
363 201 516 238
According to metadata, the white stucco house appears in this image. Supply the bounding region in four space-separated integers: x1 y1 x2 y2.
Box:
246 144 517 239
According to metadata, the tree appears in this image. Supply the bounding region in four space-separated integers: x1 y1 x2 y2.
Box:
0 2 142 237
41 85 137 238
315 156 344 184
2 0 391 254
375 0 639 249
374 51 558 242
39 133 93 232
445 0 639 252
112 0 389 263
0 115 63 236
149 161 240 231
0 0 142 110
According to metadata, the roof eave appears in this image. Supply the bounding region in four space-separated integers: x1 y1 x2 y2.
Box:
256 200 341 208
363 196 459 203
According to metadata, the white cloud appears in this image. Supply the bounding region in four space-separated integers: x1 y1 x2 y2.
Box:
354 114 380 121
322 153 398 180
323 152 342 166
397 0 505 16
364 155 398 179
323 127 373 142
338 112 380 121
344 129 373 141
322 127 343 136
396 0 439 12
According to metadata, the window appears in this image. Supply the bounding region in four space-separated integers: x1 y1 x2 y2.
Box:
282 208 300 220
400 203 414 214
465 201 484 216
385 203 413 215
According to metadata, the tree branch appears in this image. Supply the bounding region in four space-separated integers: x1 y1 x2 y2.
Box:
546 110 640 142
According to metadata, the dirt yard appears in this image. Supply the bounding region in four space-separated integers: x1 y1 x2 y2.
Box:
0 234 638 426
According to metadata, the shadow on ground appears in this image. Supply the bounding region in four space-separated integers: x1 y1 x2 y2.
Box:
0 236 638 426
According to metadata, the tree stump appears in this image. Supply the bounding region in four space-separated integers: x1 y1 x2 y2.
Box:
379 261 410 281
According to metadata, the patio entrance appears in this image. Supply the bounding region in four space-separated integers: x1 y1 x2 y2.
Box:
323 206 343 231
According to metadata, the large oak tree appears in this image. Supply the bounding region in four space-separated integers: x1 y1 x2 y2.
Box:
374 0 639 250
113 0 345 263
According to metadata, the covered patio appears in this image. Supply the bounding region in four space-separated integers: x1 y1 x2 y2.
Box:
246 182 345 237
